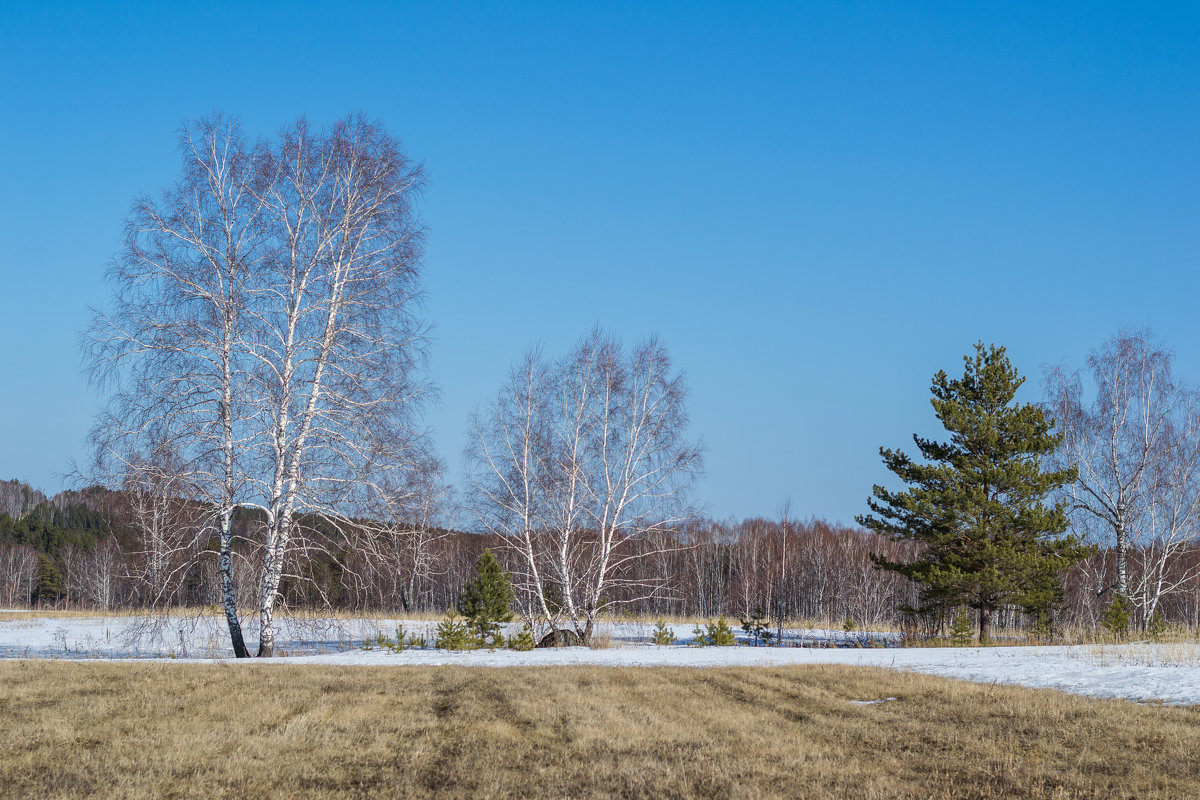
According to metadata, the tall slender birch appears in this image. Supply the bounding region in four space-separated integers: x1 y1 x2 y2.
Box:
577 335 702 640
465 349 560 627
246 116 426 656
85 115 262 656
1045 329 1200 625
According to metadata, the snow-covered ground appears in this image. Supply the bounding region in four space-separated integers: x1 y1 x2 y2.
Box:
2 612 1198 706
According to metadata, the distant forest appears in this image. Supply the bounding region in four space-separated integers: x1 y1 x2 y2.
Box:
4 478 1197 635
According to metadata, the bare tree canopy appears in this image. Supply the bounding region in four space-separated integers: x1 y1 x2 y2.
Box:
1044 329 1200 628
466 328 703 643
83 113 433 656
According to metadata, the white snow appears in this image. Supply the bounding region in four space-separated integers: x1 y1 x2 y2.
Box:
2 612 1198 706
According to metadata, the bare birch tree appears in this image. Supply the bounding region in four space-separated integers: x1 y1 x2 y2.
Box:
361 449 454 611
86 113 429 656
574 335 702 640
465 348 558 627
1129 397 1200 623
467 330 702 644
0 544 38 607
86 114 263 655
62 537 123 610
119 452 199 606
1045 329 1200 625
242 115 427 655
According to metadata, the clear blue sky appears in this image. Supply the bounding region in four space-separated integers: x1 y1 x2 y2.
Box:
1 1 1197 524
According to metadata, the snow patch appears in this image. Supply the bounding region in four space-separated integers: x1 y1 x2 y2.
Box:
2 614 1198 706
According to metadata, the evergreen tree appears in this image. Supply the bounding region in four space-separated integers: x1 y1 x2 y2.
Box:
857 343 1091 643
740 606 773 646
34 554 63 606
690 616 737 647
949 606 974 646
650 619 676 646
506 624 537 651
456 550 515 641
434 609 475 650
1102 594 1134 639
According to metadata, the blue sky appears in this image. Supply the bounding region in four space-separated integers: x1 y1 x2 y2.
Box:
1 1 1197 524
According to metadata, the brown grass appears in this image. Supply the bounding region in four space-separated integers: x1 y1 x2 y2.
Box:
1 663 1197 799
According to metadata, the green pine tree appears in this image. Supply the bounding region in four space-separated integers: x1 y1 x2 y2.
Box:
1146 608 1169 641
949 606 974 646
506 624 536 651
740 606 772 646
857 343 1092 643
456 549 515 642
650 619 676 646
435 609 475 650
1102 594 1134 639
34 554 62 606
705 616 737 646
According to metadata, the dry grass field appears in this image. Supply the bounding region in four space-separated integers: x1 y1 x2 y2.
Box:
1 662 1197 799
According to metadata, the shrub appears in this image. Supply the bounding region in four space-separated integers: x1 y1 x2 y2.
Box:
588 631 614 649
843 617 857 632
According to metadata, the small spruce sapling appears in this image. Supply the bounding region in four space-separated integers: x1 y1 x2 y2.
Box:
651 619 675 646
1102 594 1134 639
740 606 772 646
506 624 536 651
949 606 974 646
457 550 515 647
435 610 475 650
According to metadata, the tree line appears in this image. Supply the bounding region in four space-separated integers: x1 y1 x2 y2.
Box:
4 481 1199 638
